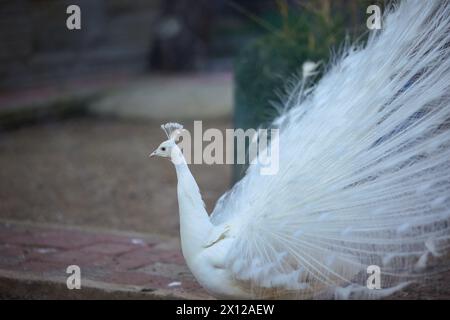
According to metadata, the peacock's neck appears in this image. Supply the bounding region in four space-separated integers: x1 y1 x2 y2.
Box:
171 146 212 265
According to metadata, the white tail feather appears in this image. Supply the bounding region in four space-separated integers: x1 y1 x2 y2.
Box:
211 0 450 299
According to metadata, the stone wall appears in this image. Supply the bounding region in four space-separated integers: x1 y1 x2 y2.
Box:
0 0 161 89
0 0 285 90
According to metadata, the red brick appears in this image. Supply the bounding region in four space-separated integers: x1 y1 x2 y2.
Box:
0 222 214 299
156 250 185 265
38 250 113 268
0 244 26 259
0 226 30 245
135 263 204 291
14 260 68 276
0 223 156 250
137 261 186 274
113 248 159 270
81 243 135 255
25 247 59 260
0 244 27 268
7 230 97 249
92 234 157 247
180 280 204 291
158 278 208 296
101 271 172 288
0 244 61 263
113 247 185 271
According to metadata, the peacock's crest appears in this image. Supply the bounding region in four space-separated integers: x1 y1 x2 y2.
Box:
161 122 184 140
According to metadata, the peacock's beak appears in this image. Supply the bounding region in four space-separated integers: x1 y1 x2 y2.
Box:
149 150 157 158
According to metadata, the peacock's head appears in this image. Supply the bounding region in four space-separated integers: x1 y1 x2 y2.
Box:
149 122 184 158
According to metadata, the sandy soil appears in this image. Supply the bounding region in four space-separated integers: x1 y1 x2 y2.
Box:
0 117 233 236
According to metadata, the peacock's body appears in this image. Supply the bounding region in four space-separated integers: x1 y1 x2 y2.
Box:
150 0 450 299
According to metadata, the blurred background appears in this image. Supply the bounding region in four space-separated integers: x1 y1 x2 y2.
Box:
0 0 381 236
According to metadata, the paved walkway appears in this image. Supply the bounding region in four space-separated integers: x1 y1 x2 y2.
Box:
2 220 450 299
90 73 232 120
0 220 212 299
0 72 232 126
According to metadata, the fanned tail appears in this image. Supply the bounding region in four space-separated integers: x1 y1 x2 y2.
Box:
212 0 450 299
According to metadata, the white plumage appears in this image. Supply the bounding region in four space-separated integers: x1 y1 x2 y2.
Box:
150 0 450 299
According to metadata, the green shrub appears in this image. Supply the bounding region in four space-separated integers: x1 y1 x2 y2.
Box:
233 0 346 180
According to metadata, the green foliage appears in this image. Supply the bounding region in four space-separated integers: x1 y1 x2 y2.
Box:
232 0 370 181
234 0 346 130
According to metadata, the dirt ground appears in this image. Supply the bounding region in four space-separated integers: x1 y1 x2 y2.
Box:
0 117 232 236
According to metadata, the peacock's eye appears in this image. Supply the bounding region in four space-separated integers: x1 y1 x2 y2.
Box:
161 147 166 151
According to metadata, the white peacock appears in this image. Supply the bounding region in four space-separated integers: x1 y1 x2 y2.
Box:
150 0 450 299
